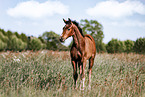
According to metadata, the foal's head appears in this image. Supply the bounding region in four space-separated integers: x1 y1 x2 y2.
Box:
60 18 74 42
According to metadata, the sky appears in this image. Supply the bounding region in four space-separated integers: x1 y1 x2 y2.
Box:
0 0 145 46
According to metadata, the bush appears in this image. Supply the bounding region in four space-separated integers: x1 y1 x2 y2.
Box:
106 39 126 53
133 37 145 53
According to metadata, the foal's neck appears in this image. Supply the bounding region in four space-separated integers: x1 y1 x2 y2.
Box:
72 25 85 50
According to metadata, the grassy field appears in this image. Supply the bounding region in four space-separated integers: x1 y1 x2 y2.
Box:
0 50 145 97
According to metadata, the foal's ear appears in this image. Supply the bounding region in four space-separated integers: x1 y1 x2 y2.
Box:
63 18 67 23
68 18 71 22
68 18 72 24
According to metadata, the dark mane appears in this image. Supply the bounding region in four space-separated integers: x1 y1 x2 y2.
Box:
72 21 84 37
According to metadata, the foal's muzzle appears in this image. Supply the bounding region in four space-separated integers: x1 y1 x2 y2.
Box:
59 37 65 42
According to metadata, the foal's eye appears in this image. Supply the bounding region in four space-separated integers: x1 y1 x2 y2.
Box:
68 29 70 31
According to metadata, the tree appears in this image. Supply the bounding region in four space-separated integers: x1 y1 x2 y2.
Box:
124 40 134 53
7 30 13 50
106 39 126 53
133 37 145 53
0 32 8 44
41 31 68 51
20 33 28 43
0 39 7 51
7 30 13 38
0 28 7 36
80 19 106 52
27 37 43 51
38 36 45 44
14 32 21 39
42 31 60 42
38 36 46 49
10 35 27 51
0 31 8 51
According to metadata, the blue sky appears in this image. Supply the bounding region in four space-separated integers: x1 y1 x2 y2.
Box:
0 0 145 46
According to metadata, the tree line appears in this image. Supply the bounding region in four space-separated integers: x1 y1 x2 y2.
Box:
0 19 145 53
0 29 68 51
106 38 145 54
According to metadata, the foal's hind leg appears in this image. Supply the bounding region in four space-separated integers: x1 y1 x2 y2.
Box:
72 60 78 89
88 57 94 89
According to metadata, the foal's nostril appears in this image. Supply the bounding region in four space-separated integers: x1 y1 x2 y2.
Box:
60 37 64 42
59 37 62 42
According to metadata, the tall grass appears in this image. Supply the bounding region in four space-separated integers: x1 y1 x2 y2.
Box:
0 51 145 97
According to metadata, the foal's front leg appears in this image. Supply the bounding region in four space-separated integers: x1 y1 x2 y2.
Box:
72 60 78 89
79 59 86 90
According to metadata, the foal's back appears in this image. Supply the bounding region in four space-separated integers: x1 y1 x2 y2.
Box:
84 34 96 60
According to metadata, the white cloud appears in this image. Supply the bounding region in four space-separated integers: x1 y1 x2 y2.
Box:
86 0 145 18
7 0 69 19
111 20 145 27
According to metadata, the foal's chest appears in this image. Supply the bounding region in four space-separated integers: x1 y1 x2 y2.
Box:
70 46 82 60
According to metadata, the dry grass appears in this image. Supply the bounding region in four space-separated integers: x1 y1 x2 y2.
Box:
0 50 144 97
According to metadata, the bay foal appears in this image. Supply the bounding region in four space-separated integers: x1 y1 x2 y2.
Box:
60 18 96 90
